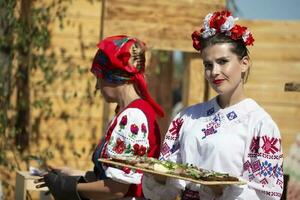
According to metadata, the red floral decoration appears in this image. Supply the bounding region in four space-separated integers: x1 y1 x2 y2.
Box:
191 10 254 51
191 31 201 51
119 115 128 128
141 123 147 133
230 25 247 40
130 124 139 135
113 138 126 154
245 33 255 46
209 10 231 30
122 167 131 174
133 144 147 156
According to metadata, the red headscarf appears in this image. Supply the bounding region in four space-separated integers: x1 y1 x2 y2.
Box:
91 35 164 117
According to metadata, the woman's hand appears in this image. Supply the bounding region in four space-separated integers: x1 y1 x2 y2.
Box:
35 170 83 200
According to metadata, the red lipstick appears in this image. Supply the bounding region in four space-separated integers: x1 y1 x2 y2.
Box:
213 79 224 85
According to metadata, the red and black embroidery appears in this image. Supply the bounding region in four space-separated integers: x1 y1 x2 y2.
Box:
168 118 184 139
262 136 279 154
119 115 128 129
161 142 171 157
133 143 147 156
250 136 260 153
113 138 126 154
260 178 269 187
130 124 139 135
141 123 147 133
201 113 221 139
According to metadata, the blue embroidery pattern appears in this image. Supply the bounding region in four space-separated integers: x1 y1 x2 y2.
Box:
260 160 273 177
272 164 283 178
170 142 180 153
201 126 217 139
226 111 237 120
201 113 221 139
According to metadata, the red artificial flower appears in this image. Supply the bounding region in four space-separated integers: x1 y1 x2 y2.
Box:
133 144 147 156
113 138 126 154
245 33 255 46
191 10 255 50
119 115 128 127
230 25 247 40
130 124 139 135
220 10 232 17
209 11 228 31
191 30 201 51
141 123 147 133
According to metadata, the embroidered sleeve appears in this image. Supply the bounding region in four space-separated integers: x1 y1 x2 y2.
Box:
104 108 150 184
143 113 186 200
160 114 184 161
242 117 284 199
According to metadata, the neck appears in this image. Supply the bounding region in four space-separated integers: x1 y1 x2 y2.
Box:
217 81 247 108
117 84 140 111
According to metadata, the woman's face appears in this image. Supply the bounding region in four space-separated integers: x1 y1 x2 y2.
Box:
95 77 118 102
201 43 249 96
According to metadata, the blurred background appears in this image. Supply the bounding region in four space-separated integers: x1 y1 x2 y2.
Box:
0 0 299 199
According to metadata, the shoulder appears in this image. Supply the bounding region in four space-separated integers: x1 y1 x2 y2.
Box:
117 99 157 126
246 99 276 123
246 99 280 137
127 99 156 117
117 107 148 124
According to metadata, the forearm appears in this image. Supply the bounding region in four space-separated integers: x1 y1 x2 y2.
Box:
77 180 129 199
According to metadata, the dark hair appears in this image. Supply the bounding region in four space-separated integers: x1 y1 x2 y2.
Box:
200 33 249 59
200 33 251 83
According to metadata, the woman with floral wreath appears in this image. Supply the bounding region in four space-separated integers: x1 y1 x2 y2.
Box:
142 10 283 200
36 35 164 200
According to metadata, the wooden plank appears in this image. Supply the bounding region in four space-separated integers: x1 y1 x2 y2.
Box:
30 93 104 118
29 117 104 141
64 0 102 18
239 20 300 33
50 18 101 38
50 36 98 58
183 55 206 106
15 171 50 200
103 0 226 51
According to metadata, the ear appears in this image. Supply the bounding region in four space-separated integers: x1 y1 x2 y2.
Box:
240 56 250 73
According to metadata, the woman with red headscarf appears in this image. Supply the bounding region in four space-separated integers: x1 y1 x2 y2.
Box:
36 35 164 200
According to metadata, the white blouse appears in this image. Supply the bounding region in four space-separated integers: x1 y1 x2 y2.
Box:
143 97 283 200
103 108 150 184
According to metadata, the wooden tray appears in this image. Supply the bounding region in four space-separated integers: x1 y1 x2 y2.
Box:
98 158 246 185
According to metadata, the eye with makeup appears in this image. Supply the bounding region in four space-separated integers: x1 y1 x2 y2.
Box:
216 58 229 65
203 61 213 70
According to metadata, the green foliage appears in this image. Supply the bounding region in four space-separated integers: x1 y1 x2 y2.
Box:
0 0 99 197
0 0 73 197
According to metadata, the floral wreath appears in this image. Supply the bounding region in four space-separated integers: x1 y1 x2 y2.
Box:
192 10 254 51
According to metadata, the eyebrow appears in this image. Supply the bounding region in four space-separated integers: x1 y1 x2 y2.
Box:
203 56 230 63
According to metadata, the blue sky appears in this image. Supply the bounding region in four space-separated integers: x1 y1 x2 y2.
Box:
228 0 300 20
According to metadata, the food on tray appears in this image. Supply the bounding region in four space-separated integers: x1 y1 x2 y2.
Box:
108 155 239 182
